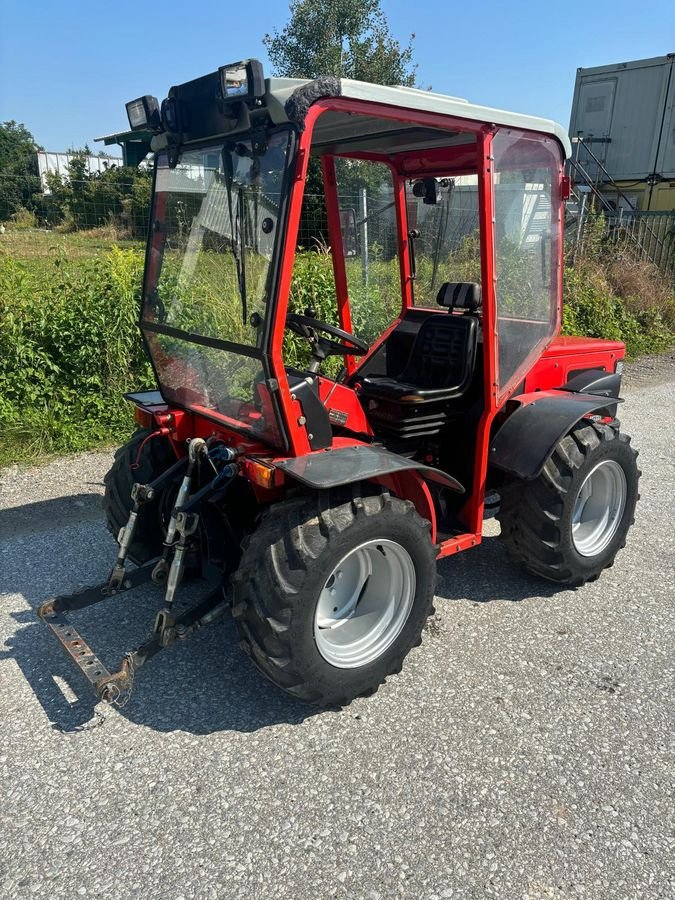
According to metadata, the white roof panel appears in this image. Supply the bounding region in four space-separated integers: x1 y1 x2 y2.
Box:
266 77 571 158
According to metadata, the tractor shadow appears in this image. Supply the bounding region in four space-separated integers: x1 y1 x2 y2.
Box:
1 496 565 736
436 526 563 605
1 610 316 735
0 494 316 735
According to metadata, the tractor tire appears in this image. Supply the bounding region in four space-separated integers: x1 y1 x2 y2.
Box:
497 422 640 585
231 486 437 707
103 428 177 565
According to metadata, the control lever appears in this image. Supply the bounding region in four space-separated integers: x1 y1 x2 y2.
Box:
408 228 420 279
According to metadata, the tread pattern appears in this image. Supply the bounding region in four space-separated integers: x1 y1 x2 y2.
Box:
497 422 640 586
232 485 436 707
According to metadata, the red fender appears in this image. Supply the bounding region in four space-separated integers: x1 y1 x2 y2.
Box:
372 470 437 544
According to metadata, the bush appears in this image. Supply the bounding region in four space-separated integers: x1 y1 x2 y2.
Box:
8 207 38 230
0 247 153 464
563 254 674 357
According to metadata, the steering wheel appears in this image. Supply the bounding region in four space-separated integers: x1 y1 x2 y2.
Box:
286 313 369 365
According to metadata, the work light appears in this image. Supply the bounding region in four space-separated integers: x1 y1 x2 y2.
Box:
161 98 179 133
125 95 161 131
218 59 265 102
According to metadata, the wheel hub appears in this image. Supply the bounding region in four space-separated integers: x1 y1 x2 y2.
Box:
571 459 627 557
313 539 416 668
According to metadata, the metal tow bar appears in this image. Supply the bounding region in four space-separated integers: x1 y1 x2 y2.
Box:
37 440 239 705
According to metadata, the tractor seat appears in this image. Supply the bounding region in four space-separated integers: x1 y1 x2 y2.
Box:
358 282 481 404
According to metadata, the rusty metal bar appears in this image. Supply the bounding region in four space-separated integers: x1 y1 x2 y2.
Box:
41 611 113 692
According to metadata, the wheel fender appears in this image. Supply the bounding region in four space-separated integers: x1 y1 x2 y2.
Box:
560 370 622 418
372 469 438 543
275 444 464 494
489 389 624 480
560 370 621 398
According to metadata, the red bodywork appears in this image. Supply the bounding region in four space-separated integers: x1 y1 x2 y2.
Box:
135 96 625 560
526 336 624 392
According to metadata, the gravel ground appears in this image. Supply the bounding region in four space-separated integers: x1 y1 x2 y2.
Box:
1 361 674 900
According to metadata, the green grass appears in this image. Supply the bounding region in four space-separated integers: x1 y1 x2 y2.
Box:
0 244 153 466
0 227 143 260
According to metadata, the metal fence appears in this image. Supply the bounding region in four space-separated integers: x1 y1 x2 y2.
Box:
3 171 674 282
0 173 150 241
603 210 675 277
0 176 400 261
566 200 675 279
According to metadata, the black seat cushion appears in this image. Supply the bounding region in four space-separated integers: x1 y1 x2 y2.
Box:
359 313 478 403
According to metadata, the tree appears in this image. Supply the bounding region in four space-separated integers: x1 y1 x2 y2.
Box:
45 151 151 235
0 121 41 221
263 1 417 246
264 0 416 85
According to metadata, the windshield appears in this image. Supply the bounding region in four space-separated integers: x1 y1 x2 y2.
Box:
141 129 293 442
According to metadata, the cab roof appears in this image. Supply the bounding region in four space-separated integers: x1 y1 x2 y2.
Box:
265 77 572 159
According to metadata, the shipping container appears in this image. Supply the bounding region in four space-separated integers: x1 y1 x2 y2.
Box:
569 54 675 210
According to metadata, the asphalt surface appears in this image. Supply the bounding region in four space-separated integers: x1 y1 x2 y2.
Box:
1 361 674 900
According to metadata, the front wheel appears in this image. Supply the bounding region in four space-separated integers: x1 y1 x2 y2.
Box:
231 487 437 706
497 422 640 585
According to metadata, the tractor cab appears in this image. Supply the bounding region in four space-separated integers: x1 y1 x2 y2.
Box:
38 62 637 709
135 61 573 538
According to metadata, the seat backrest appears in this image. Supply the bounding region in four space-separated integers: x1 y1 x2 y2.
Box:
436 281 481 313
398 314 478 392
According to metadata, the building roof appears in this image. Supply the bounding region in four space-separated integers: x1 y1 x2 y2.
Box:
95 128 154 146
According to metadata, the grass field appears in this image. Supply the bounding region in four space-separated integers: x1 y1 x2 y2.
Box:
0 227 143 260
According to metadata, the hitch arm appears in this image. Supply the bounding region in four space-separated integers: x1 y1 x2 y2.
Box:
107 454 189 592
38 560 157 619
94 590 227 704
38 571 227 705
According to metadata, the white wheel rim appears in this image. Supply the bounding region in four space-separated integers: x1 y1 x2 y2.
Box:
572 459 627 557
313 539 416 669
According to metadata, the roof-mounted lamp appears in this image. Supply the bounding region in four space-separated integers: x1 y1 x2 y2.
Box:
125 95 161 132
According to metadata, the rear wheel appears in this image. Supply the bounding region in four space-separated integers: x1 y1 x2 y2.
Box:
231 486 437 706
103 428 176 565
497 422 640 585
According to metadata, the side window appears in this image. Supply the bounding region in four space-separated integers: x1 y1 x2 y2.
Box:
406 174 481 307
492 130 562 396
334 159 400 344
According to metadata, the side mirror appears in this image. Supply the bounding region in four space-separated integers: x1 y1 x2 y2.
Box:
412 178 441 205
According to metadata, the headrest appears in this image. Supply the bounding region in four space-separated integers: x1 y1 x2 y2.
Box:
436 282 481 312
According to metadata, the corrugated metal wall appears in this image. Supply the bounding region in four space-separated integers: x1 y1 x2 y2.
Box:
36 151 124 193
569 54 675 197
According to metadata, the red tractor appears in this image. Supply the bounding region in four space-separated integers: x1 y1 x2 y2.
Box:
39 61 639 707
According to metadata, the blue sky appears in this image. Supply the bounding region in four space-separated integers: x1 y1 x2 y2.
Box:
1 0 673 152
